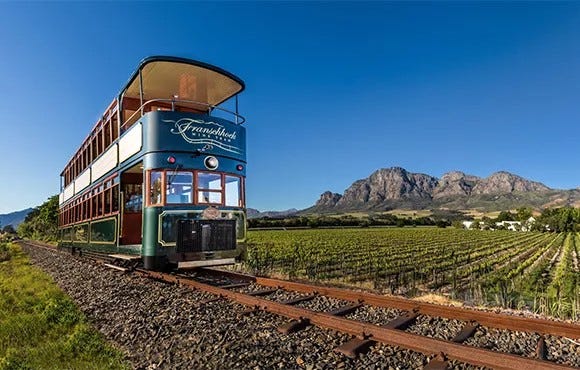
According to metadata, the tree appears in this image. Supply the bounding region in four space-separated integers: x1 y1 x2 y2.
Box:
516 207 533 222
17 195 59 241
496 211 515 222
451 220 465 229
2 225 16 234
481 216 495 230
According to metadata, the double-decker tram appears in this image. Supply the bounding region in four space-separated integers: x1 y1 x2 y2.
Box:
58 56 247 270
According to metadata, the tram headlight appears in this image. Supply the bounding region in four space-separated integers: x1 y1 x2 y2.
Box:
167 156 176 164
204 156 219 170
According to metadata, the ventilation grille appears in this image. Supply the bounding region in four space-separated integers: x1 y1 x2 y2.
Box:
176 219 237 253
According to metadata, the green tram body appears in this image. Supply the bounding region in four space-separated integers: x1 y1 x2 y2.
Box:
58 56 247 270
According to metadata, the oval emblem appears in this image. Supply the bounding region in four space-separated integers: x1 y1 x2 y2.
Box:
202 206 221 219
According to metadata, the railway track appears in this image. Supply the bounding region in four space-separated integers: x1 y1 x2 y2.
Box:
20 240 580 369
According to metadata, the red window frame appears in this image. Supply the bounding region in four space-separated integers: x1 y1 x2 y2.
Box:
145 169 244 207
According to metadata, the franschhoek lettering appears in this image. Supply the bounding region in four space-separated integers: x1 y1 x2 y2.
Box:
169 119 237 140
163 118 242 155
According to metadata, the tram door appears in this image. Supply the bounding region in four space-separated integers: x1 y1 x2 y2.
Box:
120 170 143 245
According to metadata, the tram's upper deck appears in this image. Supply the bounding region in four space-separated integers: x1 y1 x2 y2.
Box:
120 56 245 130
60 56 245 189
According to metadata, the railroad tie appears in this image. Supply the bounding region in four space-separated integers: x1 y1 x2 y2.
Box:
279 294 317 305
536 336 547 360
326 303 362 317
383 312 419 330
247 288 278 297
219 282 250 289
277 318 311 334
451 322 479 343
423 353 449 370
238 305 261 318
334 337 377 359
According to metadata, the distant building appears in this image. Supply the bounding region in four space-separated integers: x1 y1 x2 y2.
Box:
463 217 536 231
462 221 474 229
495 221 521 231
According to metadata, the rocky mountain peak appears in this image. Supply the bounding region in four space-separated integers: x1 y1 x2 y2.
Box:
433 171 480 199
472 171 550 195
315 191 343 208
334 167 438 209
309 166 563 213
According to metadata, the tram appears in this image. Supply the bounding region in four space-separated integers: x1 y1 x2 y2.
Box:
58 56 247 270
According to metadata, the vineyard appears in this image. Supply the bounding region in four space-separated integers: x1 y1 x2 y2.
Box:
244 228 580 320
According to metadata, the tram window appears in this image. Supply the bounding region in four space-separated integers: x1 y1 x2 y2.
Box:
112 115 119 140
124 184 142 212
112 185 119 212
104 188 111 214
97 192 103 216
92 196 97 218
83 199 88 220
198 191 222 204
104 121 112 148
225 176 241 207
149 171 163 205
166 172 193 204
197 172 221 190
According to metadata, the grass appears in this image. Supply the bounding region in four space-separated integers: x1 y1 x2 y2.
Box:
0 242 129 370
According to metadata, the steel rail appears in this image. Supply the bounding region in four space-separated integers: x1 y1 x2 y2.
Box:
19 241 580 368
204 268 580 340
140 269 574 370
20 242 580 339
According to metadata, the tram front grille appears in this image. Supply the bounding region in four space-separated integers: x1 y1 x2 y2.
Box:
176 219 237 253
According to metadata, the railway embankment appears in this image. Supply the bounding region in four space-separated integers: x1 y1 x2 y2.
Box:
21 243 432 369
20 243 580 369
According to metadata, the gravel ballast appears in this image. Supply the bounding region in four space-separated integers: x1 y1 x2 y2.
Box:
21 245 577 369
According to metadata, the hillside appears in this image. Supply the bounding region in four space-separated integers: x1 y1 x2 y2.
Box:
307 167 578 213
0 208 33 228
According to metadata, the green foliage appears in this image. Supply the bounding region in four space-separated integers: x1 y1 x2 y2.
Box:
16 196 58 242
0 244 128 370
534 207 580 232
1 226 15 235
496 210 515 222
0 243 9 263
249 212 461 229
451 220 465 229
516 207 533 222
245 228 579 320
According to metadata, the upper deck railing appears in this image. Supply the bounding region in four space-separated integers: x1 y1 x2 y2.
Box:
121 97 246 132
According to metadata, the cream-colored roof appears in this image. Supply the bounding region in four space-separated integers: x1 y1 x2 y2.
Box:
124 60 243 107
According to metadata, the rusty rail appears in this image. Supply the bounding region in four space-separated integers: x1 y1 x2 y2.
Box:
140 269 575 370
202 267 580 340
20 241 580 369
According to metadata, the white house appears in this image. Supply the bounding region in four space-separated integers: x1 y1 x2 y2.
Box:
495 221 522 231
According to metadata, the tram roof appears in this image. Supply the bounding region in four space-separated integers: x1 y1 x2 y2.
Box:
120 56 245 107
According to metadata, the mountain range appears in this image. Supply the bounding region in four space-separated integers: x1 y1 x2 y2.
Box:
2 168 577 222
308 167 579 213
0 208 33 228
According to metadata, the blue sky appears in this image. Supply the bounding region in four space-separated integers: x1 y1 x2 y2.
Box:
1 2 580 213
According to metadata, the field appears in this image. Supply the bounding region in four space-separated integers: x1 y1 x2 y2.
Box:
245 228 580 320
0 242 128 370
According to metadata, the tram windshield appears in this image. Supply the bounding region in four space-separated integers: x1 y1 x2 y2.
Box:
167 172 193 204
147 170 243 207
